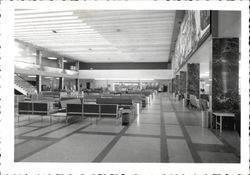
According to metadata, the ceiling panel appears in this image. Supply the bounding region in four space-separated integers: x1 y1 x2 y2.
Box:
15 10 176 63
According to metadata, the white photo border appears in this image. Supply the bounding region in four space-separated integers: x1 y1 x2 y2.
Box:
1 1 249 174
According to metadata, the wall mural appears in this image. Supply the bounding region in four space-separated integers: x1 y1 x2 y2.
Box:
212 38 239 112
172 10 210 73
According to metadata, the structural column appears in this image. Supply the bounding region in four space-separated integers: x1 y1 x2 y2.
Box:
59 57 64 90
172 78 175 93
187 63 200 98
176 75 180 93
180 71 187 94
36 50 42 93
75 61 80 91
212 38 239 112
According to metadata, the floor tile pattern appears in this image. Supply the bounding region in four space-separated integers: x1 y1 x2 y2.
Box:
15 93 240 163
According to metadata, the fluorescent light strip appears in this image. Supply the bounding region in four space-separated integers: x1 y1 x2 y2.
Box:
31 42 111 46
15 19 82 26
15 10 73 15
16 35 104 39
58 48 116 52
50 46 114 49
15 23 89 29
94 78 154 81
15 28 95 34
16 33 101 37
61 51 119 54
15 16 78 23
15 26 92 32
20 41 108 45
15 12 74 19
48 57 57 60
16 36 104 41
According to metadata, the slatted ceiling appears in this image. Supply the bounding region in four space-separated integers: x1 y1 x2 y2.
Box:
15 10 175 63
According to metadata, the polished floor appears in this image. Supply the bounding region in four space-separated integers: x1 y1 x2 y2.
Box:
15 93 240 163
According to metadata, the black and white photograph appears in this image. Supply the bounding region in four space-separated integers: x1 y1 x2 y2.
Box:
0 1 249 174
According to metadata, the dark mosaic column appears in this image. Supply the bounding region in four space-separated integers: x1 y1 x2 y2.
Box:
180 71 187 94
212 38 239 112
59 77 63 90
168 81 172 93
187 63 200 98
172 78 175 93
176 75 180 93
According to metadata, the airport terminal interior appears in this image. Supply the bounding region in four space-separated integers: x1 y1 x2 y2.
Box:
14 10 241 163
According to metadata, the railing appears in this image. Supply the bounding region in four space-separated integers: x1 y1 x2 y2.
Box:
15 75 37 95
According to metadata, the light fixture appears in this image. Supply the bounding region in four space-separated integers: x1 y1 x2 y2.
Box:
15 19 82 26
15 23 90 30
15 16 78 23
63 60 67 62
94 78 154 81
48 57 57 60
15 32 100 38
15 9 72 14
15 12 74 18
44 76 52 79
15 28 95 35
28 75 36 78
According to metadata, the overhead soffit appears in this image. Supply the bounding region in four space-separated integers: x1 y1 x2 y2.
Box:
15 10 176 63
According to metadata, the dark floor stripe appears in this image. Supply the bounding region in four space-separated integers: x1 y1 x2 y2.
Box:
92 116 137 162
166 136 185 139
160 95 169 162
210 129 240 158
15 122 92 162
15 119 42 127
77 131 117 136
193 143 236 153
124 133 160 138
16 135 58 142
183 100 240 158
15 122 67 137
169 95 202 163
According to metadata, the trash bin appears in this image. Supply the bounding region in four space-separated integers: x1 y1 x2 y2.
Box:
134 103 140 115
201 110 208 128
183 99 186 108
122 112 130 125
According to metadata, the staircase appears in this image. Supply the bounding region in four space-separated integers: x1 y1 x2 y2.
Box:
15 75 37 96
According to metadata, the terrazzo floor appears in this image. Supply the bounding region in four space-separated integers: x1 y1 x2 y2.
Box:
15 93 240 163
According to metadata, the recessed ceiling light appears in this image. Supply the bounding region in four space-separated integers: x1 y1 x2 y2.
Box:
63 60 67 62
48 57 57 60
